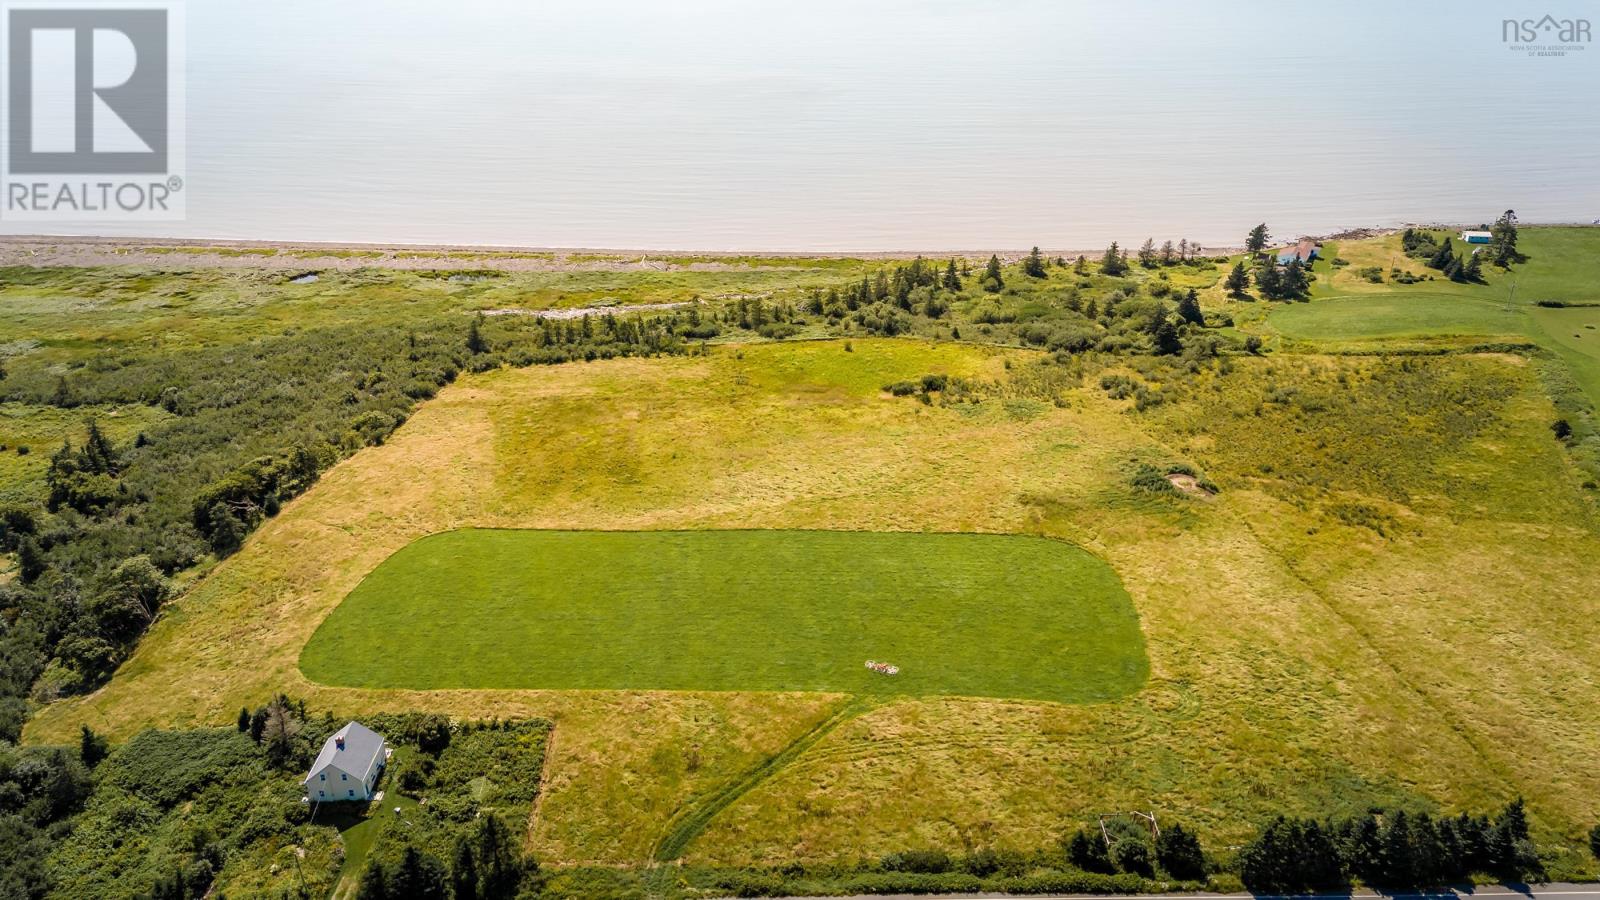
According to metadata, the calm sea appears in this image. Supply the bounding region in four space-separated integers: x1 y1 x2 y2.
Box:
6 0 1599 251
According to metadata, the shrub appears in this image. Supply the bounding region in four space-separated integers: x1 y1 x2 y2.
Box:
1155 823 1206 879
880 848 951 874
1065 829 1114 874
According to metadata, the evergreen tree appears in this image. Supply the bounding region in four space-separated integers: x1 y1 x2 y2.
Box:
1066 829 1114 874
473 814 524 898
1155 824 1206 879
1138 238 1158 268
982 255 1004 292
466 316 489 354
79 724 108 768
1491 209 1520 266
1255 260 1283 300
451 837 479 900
1281 258 1310 297
17 536 45 584
1225 261 1250 297
1073 255 1089 275
942 258 961 291
1463 251 1483 282
1160 240 1176 266
237 707 251 732
1246 223 1270 254
389 846 450 900
1153 319 1182 355
1022 246 1047 278
1101 242 1128 276
1176 289 1204 326
80 420 120 476
1428 236 1456 270
1444 253 1465 283
1588 823 1600 861
356 859 390 900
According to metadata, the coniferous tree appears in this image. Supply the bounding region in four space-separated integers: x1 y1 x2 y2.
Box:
388 846 450 900
1246 223 1270 254
1176 289 1204 325
1444 253 1465 283
1073 255 1089 275
1463 251 1483 282
17 537 45 584
79 724 108 768
1225 261 1251 297
1138 238 1158 269
466 316 489 354
1155 824 1206 879
942 258 961 291
1428 236 1456 270
1160 240 1176 266
1022 246 1047 278
1491 209 1520 266
1281 258 1310 297
237 707 251 732
451 837 479 900
1153 318 1182 355
1255 260 1284 299
1066 829 1114 874
1101 242 1128 276
982 255 1004 292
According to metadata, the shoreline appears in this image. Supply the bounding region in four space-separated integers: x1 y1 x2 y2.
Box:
0 223 1592 272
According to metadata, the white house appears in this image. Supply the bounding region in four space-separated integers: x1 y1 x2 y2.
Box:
1461 230 1493 245
304 721 387 802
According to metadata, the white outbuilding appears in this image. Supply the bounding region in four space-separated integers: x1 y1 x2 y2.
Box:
304 721 388 802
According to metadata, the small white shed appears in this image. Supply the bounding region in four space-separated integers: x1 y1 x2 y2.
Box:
303 721 387 802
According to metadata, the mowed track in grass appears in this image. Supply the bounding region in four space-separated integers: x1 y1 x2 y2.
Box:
300 529 1148 703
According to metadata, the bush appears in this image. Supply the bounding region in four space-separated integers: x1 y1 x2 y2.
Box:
880 848 951 874
1155 823 1206 879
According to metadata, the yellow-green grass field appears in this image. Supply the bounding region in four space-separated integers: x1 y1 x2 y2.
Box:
1261 227 1600 402
26 332 1600 873
301 528 1148 702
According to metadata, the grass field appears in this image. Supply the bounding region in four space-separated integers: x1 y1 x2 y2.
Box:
15 230 1600 878
27 333 1600 872
301 528 1147 702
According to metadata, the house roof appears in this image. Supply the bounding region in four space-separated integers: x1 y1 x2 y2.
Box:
1276 240 1320 263
1462 230 1492 239
304 721 386 785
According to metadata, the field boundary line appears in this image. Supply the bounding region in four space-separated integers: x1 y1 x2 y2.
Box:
525 719 558 851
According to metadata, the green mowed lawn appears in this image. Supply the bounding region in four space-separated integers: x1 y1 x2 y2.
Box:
1268 292 1523 342
300 529 1148 704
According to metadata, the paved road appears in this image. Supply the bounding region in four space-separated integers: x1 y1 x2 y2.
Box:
789 883 1600 900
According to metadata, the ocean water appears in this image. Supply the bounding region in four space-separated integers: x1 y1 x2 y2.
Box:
6 0 1599 251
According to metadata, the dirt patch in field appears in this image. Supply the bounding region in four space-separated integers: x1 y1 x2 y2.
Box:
1167 473 1215 497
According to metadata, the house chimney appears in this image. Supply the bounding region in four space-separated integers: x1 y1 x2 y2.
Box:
335 737 345 750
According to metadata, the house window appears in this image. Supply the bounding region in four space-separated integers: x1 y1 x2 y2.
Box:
318 790 325 798
319 773 325 781
341 773 347 781
347 790 354 798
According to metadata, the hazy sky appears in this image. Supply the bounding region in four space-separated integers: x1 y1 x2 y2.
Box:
5 0 1597 249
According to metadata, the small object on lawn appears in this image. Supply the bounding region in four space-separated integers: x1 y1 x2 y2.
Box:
865 659 899 676
394 806 401 814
